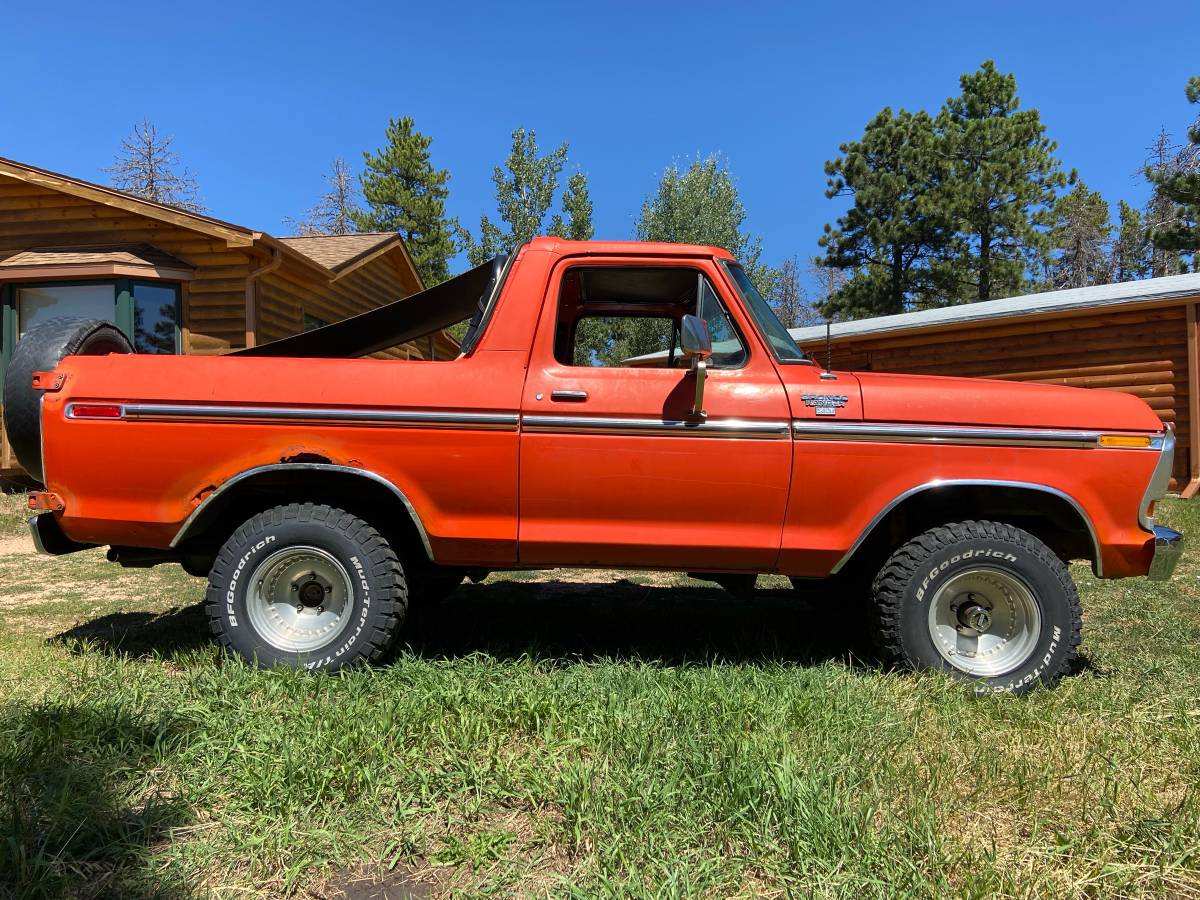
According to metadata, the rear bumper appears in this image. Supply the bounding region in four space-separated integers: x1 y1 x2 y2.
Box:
1148 525 1184 581
28 513 97 556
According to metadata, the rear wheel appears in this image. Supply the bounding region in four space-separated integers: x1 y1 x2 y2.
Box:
206 503 406 671
870 520 1081 694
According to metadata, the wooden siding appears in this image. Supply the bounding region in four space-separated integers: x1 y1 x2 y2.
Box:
797 302 1195 487
0 179 257 354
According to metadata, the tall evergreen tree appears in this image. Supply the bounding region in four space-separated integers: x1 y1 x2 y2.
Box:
817 108 953 317
1111 200 1153 281
1147 77 1200 268
1046 181 1112 289
936 61 1069 301
636 155 774 293
285 158 360 236
353 117 459 286
467 128 591 264
104 118 204 212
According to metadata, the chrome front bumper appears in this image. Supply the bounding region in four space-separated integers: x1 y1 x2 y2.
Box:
1148 525 1184 581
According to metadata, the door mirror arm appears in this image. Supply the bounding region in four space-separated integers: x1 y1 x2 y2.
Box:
680 314 712 418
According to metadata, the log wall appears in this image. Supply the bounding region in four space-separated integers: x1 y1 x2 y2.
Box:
796 301 1198 488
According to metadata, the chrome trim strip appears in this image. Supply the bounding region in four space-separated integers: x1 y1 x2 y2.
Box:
93 403 519 430
831 479 1104 577
1139 428 1175 531
170 463 435 560
791 420 1163 449
521 414 791 438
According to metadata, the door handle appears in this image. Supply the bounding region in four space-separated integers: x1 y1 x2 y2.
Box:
551 390 588 402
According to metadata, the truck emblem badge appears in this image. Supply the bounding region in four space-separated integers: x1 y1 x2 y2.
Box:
801 394 849 416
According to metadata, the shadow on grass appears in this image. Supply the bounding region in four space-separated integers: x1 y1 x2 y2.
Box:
400 578 872 667
53 605 211 659
0 703 193 898
52 578 870 670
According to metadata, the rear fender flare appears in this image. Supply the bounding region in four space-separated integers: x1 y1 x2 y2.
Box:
169 463 434 560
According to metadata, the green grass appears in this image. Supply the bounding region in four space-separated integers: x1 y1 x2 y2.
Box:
1 494 1198 898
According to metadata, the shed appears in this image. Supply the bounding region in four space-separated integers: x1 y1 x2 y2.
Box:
789 273 1200 495
0 156 459 478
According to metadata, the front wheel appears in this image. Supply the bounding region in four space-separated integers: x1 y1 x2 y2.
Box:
870 520 1081 694
206 503 407 671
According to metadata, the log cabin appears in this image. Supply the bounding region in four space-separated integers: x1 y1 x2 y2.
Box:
0 156 458 480
789 273 1200 495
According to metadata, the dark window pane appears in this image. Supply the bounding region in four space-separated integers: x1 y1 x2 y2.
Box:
132 283 178 354
17 283 116 336
303 313 329 332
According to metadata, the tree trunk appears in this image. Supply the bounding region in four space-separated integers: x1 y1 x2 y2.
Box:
978 221 991 302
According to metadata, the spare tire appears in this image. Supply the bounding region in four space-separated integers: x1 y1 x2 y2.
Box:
3 317 132 483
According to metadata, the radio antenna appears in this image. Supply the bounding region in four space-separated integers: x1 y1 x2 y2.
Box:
821 318 837 380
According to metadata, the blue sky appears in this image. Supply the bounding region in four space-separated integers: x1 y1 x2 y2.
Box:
1 1 1197 284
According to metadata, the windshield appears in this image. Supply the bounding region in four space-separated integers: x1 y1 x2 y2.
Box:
721 262 810 364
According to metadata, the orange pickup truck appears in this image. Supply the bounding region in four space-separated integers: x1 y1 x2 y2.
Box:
4 238 1182 692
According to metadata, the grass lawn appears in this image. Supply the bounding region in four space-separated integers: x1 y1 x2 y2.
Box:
0 493 1198 899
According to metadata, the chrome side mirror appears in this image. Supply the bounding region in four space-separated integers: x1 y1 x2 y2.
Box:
680 314 711 417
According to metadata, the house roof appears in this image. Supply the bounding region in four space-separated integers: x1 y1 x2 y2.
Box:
277 233 399 271
789 273 1200 344
0 156 423 291
0 243 193 270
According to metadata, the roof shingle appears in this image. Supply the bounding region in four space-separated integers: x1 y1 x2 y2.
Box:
277 233 398 270
0 243 193 270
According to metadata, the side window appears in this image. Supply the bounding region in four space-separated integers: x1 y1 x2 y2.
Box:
572 315 676 367
555 267 747 369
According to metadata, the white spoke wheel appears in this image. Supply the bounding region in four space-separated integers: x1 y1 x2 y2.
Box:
206 503 407 671
870 520 1081 694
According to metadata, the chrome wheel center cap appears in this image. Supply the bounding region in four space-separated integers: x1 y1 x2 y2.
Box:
957 602 992 633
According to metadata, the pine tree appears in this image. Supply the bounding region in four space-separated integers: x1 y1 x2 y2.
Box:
1147 77 1200 270
285 158 360 236
936 61 1069 301
467 128 591 264
104 118 204 212
1046 181 1112 288
807 258 849 314
636 155 774 294
817 108 954 317
353 117 459 286
1111 201 1152 281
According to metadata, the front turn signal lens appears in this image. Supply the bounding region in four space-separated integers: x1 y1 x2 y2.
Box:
1098 434 1154 448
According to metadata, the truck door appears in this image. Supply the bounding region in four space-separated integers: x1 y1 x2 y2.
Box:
517 256 793 571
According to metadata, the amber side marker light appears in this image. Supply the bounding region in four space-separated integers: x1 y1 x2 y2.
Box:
70 404 123 419
1098 434 1154 448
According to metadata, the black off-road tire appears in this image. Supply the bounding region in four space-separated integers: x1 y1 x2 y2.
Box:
2 317 132 482
870 520 1082 694
206 503 406 671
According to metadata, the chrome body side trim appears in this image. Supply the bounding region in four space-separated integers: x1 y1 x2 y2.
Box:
521 415 790 438
790 420 1157 449
169 463 435 560
1139 428 1175 531
1148 525 1184 581
80 403 519 430
830 479 1104 577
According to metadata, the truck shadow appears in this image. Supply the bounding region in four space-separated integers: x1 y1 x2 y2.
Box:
51 579 870 668
399 578 874 667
